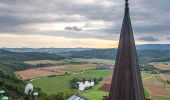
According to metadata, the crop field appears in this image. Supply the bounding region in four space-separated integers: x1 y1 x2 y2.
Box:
16 69 64 80
18 58 114 80
30 69 170 100
24 58 115 65
150 62 170 70
142 72 170 99
72 58 115 65
99 71 170 100
160 74 170 80
31 70 111 95
60 64 96 72
24 60 66 65
22 60 170 100
16 64 97 80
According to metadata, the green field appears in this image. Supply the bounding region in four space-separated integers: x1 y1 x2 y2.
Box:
24 58 115 65
24 60 65 65
81 84 149 100
60 64 96 72
72 58 115 65
31 70 152 99
81 82 108 100
32 70 111 95
31 67 170 100
80 72 150 100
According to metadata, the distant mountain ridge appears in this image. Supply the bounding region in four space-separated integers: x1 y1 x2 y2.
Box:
0 49 65 61
1 44 170 53
1 48 93 53
136 44 170 50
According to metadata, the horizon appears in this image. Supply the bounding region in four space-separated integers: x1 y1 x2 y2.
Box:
0 43 169 49
0 0 169 48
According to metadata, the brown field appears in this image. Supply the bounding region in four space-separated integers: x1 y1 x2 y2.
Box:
60 64 96 72
16 69 64 80
150 63 170 70
145 84 170 97
38 66 66 71
160 74 170 80
100 76 112 92
24 60 66 65
16 64 96 80
101 72 170 99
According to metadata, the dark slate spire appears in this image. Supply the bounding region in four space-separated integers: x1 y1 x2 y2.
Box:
108 0 145 100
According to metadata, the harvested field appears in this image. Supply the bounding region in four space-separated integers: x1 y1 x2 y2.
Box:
24 60 66 65
16 69 64 80
38 66 66 71
60 64 96 72
16 64 96 80
150 62 170 70
145 85 170 97
160 74 170 81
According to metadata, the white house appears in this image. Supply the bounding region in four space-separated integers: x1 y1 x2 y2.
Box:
78 81 95 91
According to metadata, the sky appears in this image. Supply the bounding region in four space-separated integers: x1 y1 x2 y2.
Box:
0 0 169 48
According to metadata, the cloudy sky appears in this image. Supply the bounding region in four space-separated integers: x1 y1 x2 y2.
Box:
0 0 169 48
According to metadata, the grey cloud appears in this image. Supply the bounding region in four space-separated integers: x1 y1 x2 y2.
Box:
65 26 82 31
167 37 170 40
0 0 169 41
138 36 159 42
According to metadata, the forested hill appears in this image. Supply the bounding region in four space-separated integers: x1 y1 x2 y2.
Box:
0 49 66 61
65 49 170 63
0 49 67 72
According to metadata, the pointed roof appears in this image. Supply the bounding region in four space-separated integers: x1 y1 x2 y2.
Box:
108 0 145 100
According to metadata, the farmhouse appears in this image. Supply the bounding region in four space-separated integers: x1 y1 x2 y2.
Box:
78 81 94 91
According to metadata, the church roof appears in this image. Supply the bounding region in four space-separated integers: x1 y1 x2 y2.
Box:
108 0 145 100
67 94 87 100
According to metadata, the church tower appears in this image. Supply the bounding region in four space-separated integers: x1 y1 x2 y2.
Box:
108 0 145 100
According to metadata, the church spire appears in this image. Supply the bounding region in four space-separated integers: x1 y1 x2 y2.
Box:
125 0 129 9
108 0 145 100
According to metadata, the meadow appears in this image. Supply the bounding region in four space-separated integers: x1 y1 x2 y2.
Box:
72 58 115 65
31 70 111 95
25 60 170 100
31 70 170 100
150 62 170 70
24 60 66 65
24 58 115 65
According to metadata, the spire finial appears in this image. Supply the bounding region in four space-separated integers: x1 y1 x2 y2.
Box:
125 0 129 9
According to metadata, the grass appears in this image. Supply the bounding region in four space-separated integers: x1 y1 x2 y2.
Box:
153 96 170 100
32 70 170 100
32 70 111 95
81 82 108 100
79 71 151 100
24 60 65 65
60 64 96 72
144 89 149 98
73 58 115 65
24 58 115 65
